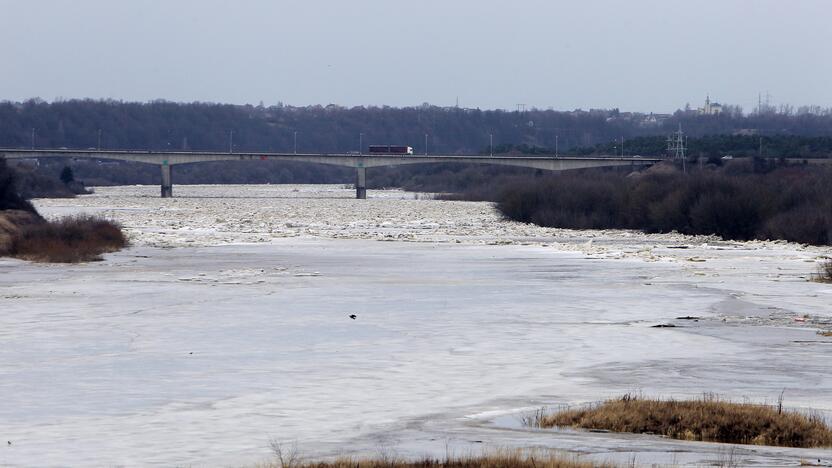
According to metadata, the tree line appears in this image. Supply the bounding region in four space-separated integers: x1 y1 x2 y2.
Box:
4 99 832 155
442 160 832 246
3 99 832 190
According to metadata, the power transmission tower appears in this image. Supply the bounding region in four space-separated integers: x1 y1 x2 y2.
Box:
757 91 773 114
666 124 687 173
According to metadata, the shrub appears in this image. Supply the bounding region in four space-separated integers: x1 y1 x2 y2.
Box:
537 394 832 448
60 166 75 185
688 191 762 240
814 259 832 283
491 165 832 246
10 215 127 263
0 210 43 256
761 205 831 245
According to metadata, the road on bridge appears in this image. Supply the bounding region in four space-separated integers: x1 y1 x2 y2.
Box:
1 148 662 199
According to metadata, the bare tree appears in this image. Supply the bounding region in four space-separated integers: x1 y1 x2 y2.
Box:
269 439 301 468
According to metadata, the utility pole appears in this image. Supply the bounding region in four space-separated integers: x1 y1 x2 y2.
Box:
425 134 428 155
31 128 35 149
229 130 234 153
359 133 363 155
97 129 102 150
490 133 493 156
294 131 298 154
621 136 624 156
555 135 559 158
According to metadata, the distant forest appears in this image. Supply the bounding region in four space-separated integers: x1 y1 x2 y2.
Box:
3 99 832 188
4 99 832 153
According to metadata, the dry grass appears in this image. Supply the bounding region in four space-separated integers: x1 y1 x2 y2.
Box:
8 214 127 262
258 450 611 468
293 458 606 468
813 259 832 283
0 210 43 256
536 394 832 448
818 330 832 337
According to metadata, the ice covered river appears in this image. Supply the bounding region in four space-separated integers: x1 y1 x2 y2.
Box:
2 185 831 467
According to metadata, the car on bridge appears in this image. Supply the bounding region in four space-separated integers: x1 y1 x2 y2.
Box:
368 145 414 155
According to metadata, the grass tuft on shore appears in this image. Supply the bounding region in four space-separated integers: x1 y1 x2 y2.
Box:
258 451 610 468
8 215 127 262
535 394 832 448
814 259 832 283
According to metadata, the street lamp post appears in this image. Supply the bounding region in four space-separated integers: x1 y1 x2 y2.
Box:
425 134 428 155
359 133 363 155
294 131 298 154
31 128 35 149
490 133 493 156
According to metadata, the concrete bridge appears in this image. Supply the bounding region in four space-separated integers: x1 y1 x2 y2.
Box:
1 148 662 198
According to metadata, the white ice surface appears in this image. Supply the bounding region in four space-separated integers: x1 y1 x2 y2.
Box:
1 185 830 467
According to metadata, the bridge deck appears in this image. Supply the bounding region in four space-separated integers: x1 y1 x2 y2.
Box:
1 148 662 198
1 148 661 165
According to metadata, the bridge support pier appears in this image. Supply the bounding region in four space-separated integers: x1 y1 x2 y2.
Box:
160 164 173 198
355 167 366 199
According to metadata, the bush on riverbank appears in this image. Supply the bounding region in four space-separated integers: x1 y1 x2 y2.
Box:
8 215 127 263
536 394 832 448
490 165 832 245
1 159 127 262
0 210 41 255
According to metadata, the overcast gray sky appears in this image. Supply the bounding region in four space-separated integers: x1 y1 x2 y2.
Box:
1 0 830 113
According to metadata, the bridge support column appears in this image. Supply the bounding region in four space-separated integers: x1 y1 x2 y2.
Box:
355 166 366 199
160 164 173 198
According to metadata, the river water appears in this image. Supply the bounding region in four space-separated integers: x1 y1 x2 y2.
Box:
1 185 831 467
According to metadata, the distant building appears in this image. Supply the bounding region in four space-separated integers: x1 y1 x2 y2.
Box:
640 113 672 127
698 95 723 115
589 108 612 116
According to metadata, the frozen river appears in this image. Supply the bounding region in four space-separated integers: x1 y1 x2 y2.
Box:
2 185 832 467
